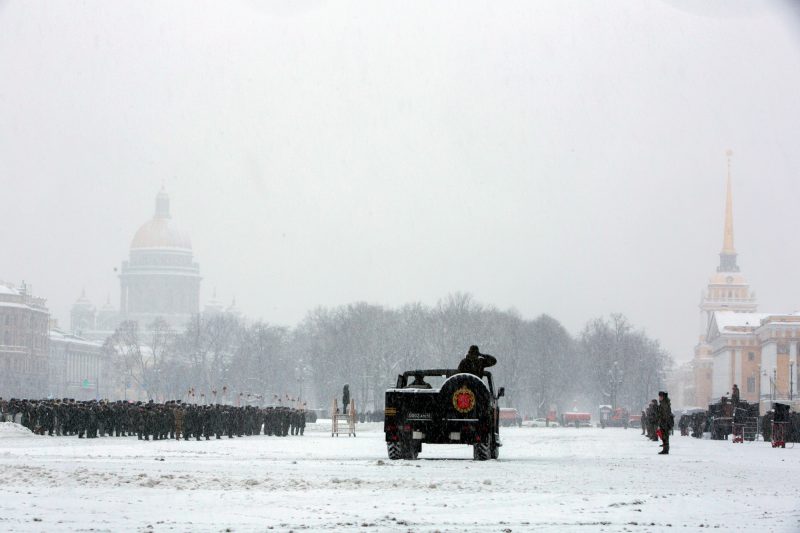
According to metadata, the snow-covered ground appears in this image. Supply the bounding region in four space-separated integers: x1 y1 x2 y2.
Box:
0 421 797 532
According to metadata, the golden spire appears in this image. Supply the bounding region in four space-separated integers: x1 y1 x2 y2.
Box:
722 149 735 254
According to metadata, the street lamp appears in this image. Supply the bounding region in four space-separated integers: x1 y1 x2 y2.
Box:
762 369 776 402
607 361 623 410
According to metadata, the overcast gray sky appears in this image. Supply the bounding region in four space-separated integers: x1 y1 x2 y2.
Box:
2 0 799 362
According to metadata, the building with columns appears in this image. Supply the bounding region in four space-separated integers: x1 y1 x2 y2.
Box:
48 327 105 400
689 153 799 413
704 312 800 412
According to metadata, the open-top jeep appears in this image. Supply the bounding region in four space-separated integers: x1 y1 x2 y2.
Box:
384 369 504 460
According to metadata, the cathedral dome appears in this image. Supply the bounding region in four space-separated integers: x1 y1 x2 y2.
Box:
130 189 192 251
131 218 192 250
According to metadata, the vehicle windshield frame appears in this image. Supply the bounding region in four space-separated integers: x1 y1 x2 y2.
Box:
395 369 494 394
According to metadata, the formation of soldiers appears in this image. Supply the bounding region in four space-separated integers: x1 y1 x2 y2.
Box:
641 399 665 441
0 398 306 441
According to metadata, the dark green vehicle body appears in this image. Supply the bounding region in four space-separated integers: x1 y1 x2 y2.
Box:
383 369 504 460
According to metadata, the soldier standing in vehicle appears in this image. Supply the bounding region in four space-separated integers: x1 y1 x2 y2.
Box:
457 345 497 377
731 383 740 407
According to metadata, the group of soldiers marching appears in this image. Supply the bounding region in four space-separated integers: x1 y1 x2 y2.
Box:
0 398 306 441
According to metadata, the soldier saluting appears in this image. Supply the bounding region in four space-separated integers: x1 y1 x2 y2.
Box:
457 345 497 377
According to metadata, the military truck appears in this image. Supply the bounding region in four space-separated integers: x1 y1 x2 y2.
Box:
383 369 504 460
598 405 630 428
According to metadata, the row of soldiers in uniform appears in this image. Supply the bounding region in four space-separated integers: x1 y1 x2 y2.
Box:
640 398 671 441
0 398 306 441
638 392 673 454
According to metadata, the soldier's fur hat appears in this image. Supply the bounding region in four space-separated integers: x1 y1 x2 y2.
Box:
467 345 481 357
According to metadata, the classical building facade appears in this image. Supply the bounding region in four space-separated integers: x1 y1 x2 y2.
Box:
705 312 800 412
0 281 50 397
48 327 105 400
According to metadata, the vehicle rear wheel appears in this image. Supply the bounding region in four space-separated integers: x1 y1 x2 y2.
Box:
387 442 403 460
405 444 419 460
473 436 491 461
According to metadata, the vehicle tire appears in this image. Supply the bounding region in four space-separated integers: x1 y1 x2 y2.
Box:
473 436 491 461
490 440 499 460
387 442 403 460
404 440 419 460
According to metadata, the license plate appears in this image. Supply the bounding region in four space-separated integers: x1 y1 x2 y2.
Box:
449 432 460 440
412 431 425 439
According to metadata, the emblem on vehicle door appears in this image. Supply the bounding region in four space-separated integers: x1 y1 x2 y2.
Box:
452 386 475 413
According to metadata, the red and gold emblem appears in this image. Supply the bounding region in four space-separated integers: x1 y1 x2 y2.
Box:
452 386 476 413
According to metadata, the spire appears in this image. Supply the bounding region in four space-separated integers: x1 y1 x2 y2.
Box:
718 149 739 272
155 186 171 218
722 150 735 254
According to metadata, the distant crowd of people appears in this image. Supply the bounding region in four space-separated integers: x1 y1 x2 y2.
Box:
0 398 307 440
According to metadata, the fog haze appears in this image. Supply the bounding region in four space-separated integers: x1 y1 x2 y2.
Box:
2 0 799 362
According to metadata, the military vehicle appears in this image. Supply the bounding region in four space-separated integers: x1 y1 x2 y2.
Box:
383 369 504 460
598 405 630 428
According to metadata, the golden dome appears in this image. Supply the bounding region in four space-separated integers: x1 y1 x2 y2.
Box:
130 188 192 250
131 217 191 250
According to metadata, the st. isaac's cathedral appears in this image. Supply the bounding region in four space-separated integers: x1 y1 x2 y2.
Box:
120 188 201 328
70 188 235 340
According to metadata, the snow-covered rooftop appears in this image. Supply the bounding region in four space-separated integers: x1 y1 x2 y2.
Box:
713 311 769 332
0 284 20 296
49 328 103 348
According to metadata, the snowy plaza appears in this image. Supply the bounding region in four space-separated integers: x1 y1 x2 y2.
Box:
0 421 798 532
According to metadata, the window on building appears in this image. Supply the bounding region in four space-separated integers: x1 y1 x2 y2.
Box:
747 376 756 393
748 351 755 361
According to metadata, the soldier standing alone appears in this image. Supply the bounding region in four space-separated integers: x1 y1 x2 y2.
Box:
657 391 673 455
342 385 350 414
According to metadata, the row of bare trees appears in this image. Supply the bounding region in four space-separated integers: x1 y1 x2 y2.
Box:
103 315 292 405
102 293 672 416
